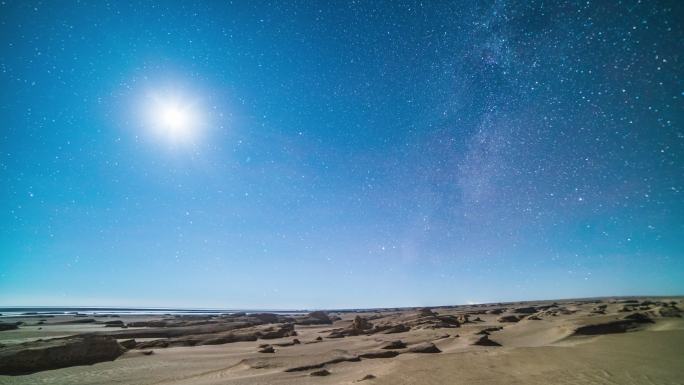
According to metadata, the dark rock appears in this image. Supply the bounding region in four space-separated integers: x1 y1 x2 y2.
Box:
381 324 410 334
0 322 19 331
359 374 376 381
0 335 124 375
476 326 503 335
418 308 436 317
623 313 654 323
498 315 522 323
200 334 258 347
119 339 137 349
258 323 296 339
137 340 169 349
659 306 681 318
315 336 323 341
591 305 607 314
142 350 154 355
573 316 653 336
103 320 125 327
250 313 279 323
274 338 301 347
111 320 285 346
381 340 406 349
327 316 375 338
54 318 97 325
352 316 372 331
127 320 168 328
310 369 331 376
285 355 360 372
130 322 294 348
406 312 460 329
258 345 275 353
359 350 400 359
296 311 333 325
407 342 441 353
473 335 501 346
327 330 346 338
514 307 537 314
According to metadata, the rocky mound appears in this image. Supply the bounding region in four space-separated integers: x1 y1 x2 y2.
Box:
0 322 19 331
406 311 461 329
418 308 436 317
476 326 503 335
572 313 654 336
101 318 265 339
658 304 681 318
53 318 97 325
381 340 406 349
407 342 441 353
310 369 331 376
0 335 124 375
473 335 501 346
296 311 333 325
327 316 374 338
358 350 400 359
133 323 296 349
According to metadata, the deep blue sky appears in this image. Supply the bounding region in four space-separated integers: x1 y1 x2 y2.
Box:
1 1 682 309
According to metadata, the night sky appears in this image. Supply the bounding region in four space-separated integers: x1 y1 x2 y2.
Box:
1 1 682 309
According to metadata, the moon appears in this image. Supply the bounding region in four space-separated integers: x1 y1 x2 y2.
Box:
143 89 205 145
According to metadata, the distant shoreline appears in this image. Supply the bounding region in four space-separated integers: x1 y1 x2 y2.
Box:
2 295 683 317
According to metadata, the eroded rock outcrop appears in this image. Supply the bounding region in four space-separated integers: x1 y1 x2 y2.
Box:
498 315 522 323
0 322 19 331
407 342 441 353
133 323 296 349
572 313 653 336
381 340 406 349
473 335 501 346
296 311 333 325
0 335 124 375
327 316 374 338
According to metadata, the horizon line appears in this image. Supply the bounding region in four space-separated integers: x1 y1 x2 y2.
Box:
2 294 682 313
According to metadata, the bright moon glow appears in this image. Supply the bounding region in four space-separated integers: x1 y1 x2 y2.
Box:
143 90 205 145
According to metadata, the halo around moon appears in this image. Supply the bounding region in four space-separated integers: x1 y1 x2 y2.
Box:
141 88 206 146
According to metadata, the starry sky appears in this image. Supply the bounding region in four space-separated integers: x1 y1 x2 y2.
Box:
1 1 683 309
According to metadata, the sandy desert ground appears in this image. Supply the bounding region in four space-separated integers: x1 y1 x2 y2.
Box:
1 297 683 385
